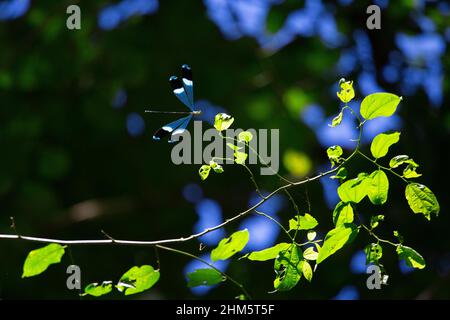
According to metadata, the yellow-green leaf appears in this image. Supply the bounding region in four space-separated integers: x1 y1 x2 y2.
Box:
303 247 318 261
332 202 354 226
186 268 225 287
214 113 234 131
288 213 318 231
116 265 160 295
330 110 344 127
370 132 400 159
83 281 113 297
396 245 425 269
22 244 65 278
360 92 402 120
337 173 369 203
245 243 291 261
326 145 343 167
336 79 355 103
405 183 440 220
367 170 389 205
274 246 302 291
199 165 211 180
238 131 253 143
211 229 249 262
317 224 359 264
300 260 313 282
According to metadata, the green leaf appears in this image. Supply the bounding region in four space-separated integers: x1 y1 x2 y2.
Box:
367 170 389 205
336 79 355 103
303 247 318 261
288 213 318 231
326 145 343 167
364 243 382 264
330 167 347 180
405 183 440 220
238 131 253 143
389 155 418 168
186 268 225 287
396 245 426 269
83 281 113 297
199 165 211 181
116 265 160 295
332 202 354 226
307 230 317 241
245 243 291 261
329 110 344 127
370 215 384 229
214 113 234 131
211 229 249 262
234 151 248 165
274 246 302 291
337 173 369 203
300 260 313 282
403 164 421 179
370 132 400 159
316 224 359 264
209 160 224 173
22 244 65 278
360 92 402 120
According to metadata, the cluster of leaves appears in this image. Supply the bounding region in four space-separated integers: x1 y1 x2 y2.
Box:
18 79 440 298
188 79 440 293
22 243 160 297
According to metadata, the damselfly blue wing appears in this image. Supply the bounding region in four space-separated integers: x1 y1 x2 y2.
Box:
149 64 200 142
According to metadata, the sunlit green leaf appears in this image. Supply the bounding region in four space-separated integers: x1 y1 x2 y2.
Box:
288 213 318 231
22 244 65 278
329 110 344 127
405 183 440 220
214 113 234 131
245 243 291 261
364 243 383 264
332 202 354 226
199 165 211 180
83 281 113 297
367 170 389 205
209 160 224 173
238 131 253 143
326 145 343 167
360 92 402 120
337 173 369 203
234 151 248 165
211 229 249 262
116 265 160 295
396 245 425 269
186 268 225 287
336 79 355 103
389 155 418 168
317 224 359 264
307 230 317 241
274 246 302 291
300 260 313 282
303 247 318 261
403 164 421 179
370 132 400 159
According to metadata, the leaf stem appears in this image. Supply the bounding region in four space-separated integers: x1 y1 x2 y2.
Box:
155 244 252 299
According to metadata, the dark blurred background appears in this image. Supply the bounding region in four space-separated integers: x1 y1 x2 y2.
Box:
0 0 448 299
